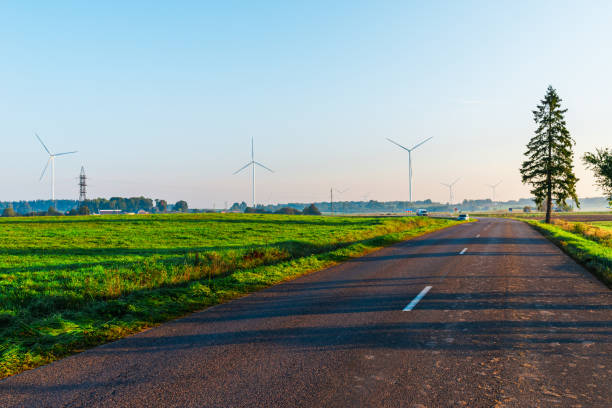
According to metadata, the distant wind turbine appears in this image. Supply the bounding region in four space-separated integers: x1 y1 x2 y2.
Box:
233 138 274 208
36 133 77 202
441 177 460 204
487 180 502 203
387 137 433 203
330 187 349 214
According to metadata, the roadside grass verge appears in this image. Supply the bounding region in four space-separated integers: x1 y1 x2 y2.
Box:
548 219 612 248
0 214 458 378
525 219 612 288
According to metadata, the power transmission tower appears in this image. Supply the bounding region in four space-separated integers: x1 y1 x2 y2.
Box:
78 166 87 204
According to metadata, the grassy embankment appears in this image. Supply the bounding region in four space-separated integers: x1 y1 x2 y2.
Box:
0 213 458 378
524 218 612 288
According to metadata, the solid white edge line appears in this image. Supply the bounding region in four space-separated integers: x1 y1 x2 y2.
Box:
459 248 467 254
403 286 432 311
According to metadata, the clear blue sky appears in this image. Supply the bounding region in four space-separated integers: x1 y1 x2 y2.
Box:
1 1 611 207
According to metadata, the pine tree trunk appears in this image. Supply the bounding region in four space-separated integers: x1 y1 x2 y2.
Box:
545 130 552 223
546 183 552 223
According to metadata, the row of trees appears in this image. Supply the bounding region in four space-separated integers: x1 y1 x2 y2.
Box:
521 86 612 223
243 204 322 215
2 206 64 217
0 200 79 214
228 198 545 214
1 197 190 216
79 197 188 213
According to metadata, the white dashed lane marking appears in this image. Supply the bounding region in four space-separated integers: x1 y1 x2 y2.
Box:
403 286 432 311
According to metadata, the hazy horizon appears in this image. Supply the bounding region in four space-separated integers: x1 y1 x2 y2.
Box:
2 1 611 207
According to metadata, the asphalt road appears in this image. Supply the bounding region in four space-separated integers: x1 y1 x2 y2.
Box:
2 218 611 407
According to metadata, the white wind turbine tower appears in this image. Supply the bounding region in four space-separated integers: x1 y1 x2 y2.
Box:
330 187 349 214
487 180 502 203
441 177 460 204
36 133 78 202
233 138 274 208
386 137 433 203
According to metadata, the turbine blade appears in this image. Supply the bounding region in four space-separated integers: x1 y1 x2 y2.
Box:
451 177 461 186
441 183 450 187
39 157 51 181
35 133 51 155
410 136 433 151
254 161 274 172
494 180 502 187
386 138 410 152
233 162 252 175
54 151 78 156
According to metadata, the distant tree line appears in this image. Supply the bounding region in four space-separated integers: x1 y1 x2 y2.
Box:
82 197 160 213
241 204 322 215
0 197 190 216
0 200 78 214
2 205 66 217
227 198 545 214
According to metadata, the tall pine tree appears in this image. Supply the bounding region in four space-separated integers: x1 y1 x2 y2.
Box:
521 86 579 223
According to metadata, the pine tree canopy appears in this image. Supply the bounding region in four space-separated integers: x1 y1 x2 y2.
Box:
520 86 579 220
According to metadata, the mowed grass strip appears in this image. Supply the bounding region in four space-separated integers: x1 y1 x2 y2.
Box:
549 218 612 248
0 213 457 378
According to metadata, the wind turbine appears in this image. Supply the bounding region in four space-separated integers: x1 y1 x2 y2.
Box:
441 177 460 204
387 137 433 203
487 180 502 203
36 133 78 203
330 187 349 214
233 138 274 208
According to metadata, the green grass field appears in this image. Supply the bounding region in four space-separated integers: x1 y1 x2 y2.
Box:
0 213 457 378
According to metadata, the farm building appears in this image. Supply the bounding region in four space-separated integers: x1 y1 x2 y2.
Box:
98 209 122 215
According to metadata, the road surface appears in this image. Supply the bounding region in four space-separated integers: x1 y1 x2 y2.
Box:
2 218 611 407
